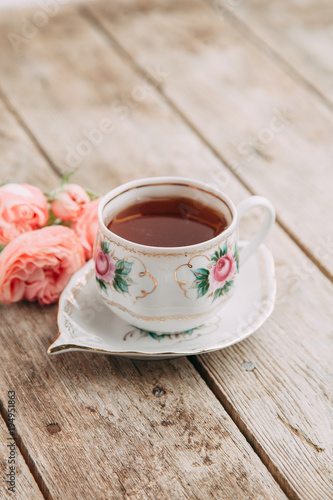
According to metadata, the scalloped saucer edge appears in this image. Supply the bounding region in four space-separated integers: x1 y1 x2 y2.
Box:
48 242 276 360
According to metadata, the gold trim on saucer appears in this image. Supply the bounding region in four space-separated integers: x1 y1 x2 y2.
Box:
48 343 179 357
51 245 276 358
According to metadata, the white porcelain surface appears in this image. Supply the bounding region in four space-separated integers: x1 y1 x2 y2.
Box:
95 176 275 333
49 242 276 359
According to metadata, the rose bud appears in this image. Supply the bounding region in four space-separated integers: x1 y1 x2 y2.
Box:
51 183 90 221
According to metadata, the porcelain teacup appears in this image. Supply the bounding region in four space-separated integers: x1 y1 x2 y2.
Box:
94 177 275 334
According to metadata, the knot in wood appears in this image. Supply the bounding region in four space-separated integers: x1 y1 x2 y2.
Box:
46 423 61 435
152 386 166 397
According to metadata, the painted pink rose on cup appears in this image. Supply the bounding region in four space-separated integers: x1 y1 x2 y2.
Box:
51 183 90 221
95 247 116 283
71 199 100 260
190 244 239 301
209 252 236 292
0 226 85 305
0 183 49 245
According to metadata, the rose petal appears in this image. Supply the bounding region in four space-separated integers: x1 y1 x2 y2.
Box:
71 199 100 260
0 226 85 305
0 183 48 245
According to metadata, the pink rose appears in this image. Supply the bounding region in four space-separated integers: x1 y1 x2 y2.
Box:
51 184 90 221
209 252 236 292
71 199 100 260
0 183 49 245
95 247 116 282
0 226 85 305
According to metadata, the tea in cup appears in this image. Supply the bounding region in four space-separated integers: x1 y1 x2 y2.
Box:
94 177 275 333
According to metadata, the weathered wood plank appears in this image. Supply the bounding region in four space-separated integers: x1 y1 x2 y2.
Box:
75 3 333 497
85 0 333 280
0 9 289 499
0 413 44 499
0 5 197 193
220 0 333 107
0 302 287 500
193 228 333 499
0 4 332 499
0 99 58 188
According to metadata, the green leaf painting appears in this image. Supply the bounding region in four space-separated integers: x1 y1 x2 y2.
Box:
116 259 132 276
95 242 133 295
102 240 111 254
191 243 238 301
96 277 107 293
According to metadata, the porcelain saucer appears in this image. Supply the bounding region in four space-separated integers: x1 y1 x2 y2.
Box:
48 242 276 359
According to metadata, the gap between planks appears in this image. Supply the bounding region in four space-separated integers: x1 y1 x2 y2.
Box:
78 8 329 498
79 5 333 285
0 10 327 497
78 11 304 499
188 356 300 500
0 86 63 179
0 398 51 500
0 83 288 497
203 0 333 116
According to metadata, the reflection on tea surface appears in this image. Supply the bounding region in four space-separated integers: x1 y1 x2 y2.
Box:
107 196 228 247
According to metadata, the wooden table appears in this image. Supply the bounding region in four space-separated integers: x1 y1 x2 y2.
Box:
0 1 332 498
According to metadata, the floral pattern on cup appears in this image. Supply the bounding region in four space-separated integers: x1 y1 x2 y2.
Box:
191 243 239 301
95 241 133 294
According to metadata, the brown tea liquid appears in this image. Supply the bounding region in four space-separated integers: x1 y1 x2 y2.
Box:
107 196 228 247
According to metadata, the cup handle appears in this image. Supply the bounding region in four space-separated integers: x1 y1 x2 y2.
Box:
236 196 275 266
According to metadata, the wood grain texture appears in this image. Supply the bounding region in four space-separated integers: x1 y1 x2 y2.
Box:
0 3 332 499
193 233 333 500
77 1 333 497
222 0 333 107
0 6 223 194
0 8 288 500
0 303 287 500
0 413 44 499
86 0 333 280
0 99 58 189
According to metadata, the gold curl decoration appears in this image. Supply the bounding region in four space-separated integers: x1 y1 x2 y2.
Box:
174 254 210 299
130 256 157 303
